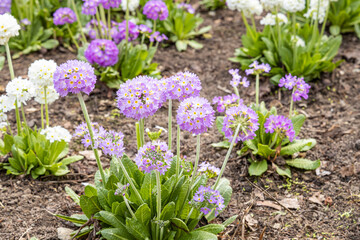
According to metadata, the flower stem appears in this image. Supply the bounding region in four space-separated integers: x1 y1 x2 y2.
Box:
289 88 295 117
5 43 15 79
6 120 13 136
123 196 136 218
40 104 44 129
71 0 87 43
66 23 80 49
269 132 279 148
77 92 106 185
44 86 49 127
14 99 21 134
20 103 28 128
176 125 181 180
140 118 145 146
155 170 162 240
168 99 172 150
213 123 241 189
255 74 260 107
107 8 111 39
136 122 141 149
292 13 297 69
150 19 157 48
116 156 144 205
185 207 194 224
275 6 281 49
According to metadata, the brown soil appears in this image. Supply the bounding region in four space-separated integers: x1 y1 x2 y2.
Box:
1 8 359 240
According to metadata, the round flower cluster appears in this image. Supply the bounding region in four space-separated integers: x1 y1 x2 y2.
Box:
149 31 168 42
260 13 288 26
0 95 16 113
82 0 98 15
198 162 220 178
223 104 259 143
115 183 130 196
282 0 305 13
134 141 174 175
212 94 241 113
190 186 225 216
226 0 263 17
260 0 282 11
304 0 329 24
229 69 250 88
53 7 76 25
177 3 195 14
278 74 310 102
0 0 11 14
291 35 306 47
111 20 139 44
85 39 119 67
138 24 152 34
164 72 202 101
0 13 20 45
53 60 97 97
121 0 140 12
101 0 122 9
6 77 34 103
33 86 59 105
40 126 72 143
98 130 125 158
116 76 164 120
86 20 107 39
28 59 57 87
264 115 295 142
0 111 7 123
143 0 169 21
245 61 271 75
176 97 215 135
74 122 106 148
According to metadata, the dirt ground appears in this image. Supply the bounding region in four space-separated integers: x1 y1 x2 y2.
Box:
0 7 359 240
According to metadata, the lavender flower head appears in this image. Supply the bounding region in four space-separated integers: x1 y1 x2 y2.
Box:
82 0 98 15
74 122 106 148
135 141 174 175
229 69 250 88
143 0 169 21
279 74 310 102
21 18 31 26
164 71 202 101
85 39 119 67
101 0 122 9
0 0 11 14
98 130 125 158
177 3 195 14
115 183 130 196
198 162 220 178
111 20 139 44
116 76 164 120
53 60 97 97
212 94 241 113
149 31 168 42
189 186 225 216
176 97 215 135
53 7 77 25
86 20 107 39
138 24 152 34
264 115 295 142
245 61 271 75
223 104 259 143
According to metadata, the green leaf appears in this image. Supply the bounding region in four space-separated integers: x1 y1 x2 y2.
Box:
330 25 341 35
84 185 98 197
215 116 225 136
291 114 306 136
125 217 151 239
299 138 316 151
160 201 175 221
0 56 5 71
211 141 230 149
257 143 275 158
98 211 126 228
60 155 83 166
101 228 136 240
170 218 189 232
222 215 238 227
274 165 292 178
80 195 101 218
187 40 203 49
65 186 80 205
55 214 88 225
179 231 218 240
248 159 268 176
175 40 188 51
41 39 59 49
134 203 151 226
285 159 320 170
194 224 225 234
280 139 315 155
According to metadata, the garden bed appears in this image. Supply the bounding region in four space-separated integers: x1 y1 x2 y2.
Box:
0 8 359 240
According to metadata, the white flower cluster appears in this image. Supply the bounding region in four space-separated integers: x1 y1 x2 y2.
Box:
260 0 282 11
291 35 306 47
303 0 329 24
40 126 72 143
6 77 35 103
0 13 20 45
260 13 288 26
0 95 16 127
121 0 140 12
282 0 306 13
226 0 263 17
28 59 57 87
33 86 59 105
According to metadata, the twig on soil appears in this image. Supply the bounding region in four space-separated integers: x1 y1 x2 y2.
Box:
0 201 4 208
258 226 266 240
245 178 295 217
18 227 32 240
217 85 232 94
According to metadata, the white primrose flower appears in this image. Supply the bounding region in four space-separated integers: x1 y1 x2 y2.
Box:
33 85 59 105
291 35 306 47
28 59 57 87
40 126 72 143
227 0 263 17
121 0 140 12
304 0 329 24
0 111 7 122
0 121 8 129
0 94 17 113
260 0 282 11
282 0 306 13
6 77 35 103
0 13 21 45
260 13 288 26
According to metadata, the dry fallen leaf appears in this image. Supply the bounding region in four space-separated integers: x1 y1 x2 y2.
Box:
245 214 258 231
309 192 325 205
256 200 281 211
279 198 300 209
